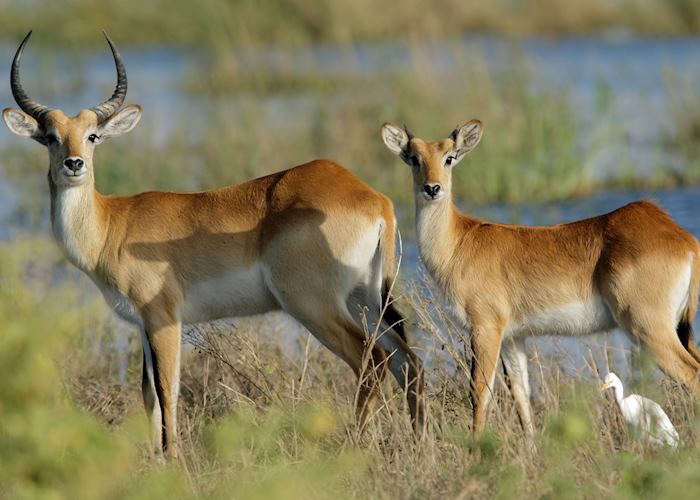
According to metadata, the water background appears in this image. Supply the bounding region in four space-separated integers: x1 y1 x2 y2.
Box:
3 36 700 383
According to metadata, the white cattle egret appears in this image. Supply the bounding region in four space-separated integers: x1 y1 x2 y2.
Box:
601 372 679 448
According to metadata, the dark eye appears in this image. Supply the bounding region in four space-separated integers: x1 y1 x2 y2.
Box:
45 134 58 145
410 156 420 168
445 156 455 166
88 134 99 143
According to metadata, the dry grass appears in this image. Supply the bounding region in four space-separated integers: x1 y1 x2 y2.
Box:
37 247 699 498
0 235 699 497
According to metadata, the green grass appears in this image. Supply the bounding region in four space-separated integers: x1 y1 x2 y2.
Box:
2 236 700 498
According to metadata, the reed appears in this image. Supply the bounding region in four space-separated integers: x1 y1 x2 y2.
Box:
659 72 700 186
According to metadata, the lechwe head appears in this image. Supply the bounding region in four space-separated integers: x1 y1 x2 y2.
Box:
381 120 482 203
3 31 141 188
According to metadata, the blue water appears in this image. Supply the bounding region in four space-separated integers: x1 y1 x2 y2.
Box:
2 36 700 383
1 36 699 147
1 36 699 218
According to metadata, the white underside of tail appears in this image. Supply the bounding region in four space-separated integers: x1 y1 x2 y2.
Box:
345 221 386 327
671 256 693 324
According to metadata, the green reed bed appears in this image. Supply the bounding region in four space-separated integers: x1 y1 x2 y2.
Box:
659 72 700 187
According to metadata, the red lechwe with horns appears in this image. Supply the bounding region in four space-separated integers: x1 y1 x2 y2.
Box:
2 31 425 459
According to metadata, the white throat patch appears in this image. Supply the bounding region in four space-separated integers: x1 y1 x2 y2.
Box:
52 185 95 271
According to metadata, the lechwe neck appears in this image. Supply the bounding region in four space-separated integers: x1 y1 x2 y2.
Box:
414 193 479 284
48 172 108 273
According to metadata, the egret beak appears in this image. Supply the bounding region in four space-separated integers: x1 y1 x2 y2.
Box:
600 382 611 392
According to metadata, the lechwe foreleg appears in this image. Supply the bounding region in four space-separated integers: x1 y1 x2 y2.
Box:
469 322 505 436
140 329 163 457
142 314 182 460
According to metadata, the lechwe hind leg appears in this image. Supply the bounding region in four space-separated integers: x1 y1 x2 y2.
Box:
604 258 700 391
501 338 535 439
261 209 421 430
274 297 389 430
622 311 700 391
378 328 425 434
348 291 426 435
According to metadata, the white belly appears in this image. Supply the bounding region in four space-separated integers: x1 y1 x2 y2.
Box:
97 265 279 328
505 295 616 338
181 264 279 323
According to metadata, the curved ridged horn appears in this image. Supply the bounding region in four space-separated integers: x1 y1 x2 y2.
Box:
10 31 53 121
403 124 414 141
90 31 127 123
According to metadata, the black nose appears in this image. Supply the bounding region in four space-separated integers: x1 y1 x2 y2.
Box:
63 158 84 172
423 183 441 198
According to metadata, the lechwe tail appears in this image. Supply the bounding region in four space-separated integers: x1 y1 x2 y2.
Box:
379 215 407 342
677 248 700 365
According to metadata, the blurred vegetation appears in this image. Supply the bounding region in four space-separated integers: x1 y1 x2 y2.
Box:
4 0 700 46
2 237 700 498
2 1 700 497
189 45 596 206
2 4 699 213
0 237 367 499
8 39 700 225
661 72 700 187
3 43 598 221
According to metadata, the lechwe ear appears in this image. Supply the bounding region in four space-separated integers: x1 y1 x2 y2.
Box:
448 119 483 164
3 108 44 144
381 122 411 156
97 104 142 140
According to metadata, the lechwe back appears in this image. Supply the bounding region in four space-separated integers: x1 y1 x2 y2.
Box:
381 119 700 439
2 31 425 459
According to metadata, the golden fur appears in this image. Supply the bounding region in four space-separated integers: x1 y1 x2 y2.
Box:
382 119 700 438
4 104 426 459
